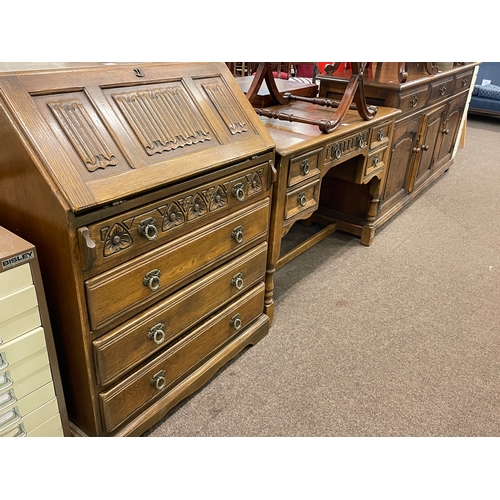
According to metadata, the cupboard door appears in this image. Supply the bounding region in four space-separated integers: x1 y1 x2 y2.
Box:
436 93 467 165
408 104 447 192
381 115 422 209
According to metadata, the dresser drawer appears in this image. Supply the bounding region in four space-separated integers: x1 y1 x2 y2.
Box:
99 283 265 433
0 263 33 298
360 146 389 183
284 178 320 221
86 198 269 332
0 285 38 326
0 307 41 347
399 85 428 114
370 120 393 150
428 76 454 104
288 147 322 187
453 69 474 93
93 243 268 386
81 162 271 274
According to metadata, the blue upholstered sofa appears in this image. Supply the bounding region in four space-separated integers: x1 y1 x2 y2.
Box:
469 62 500 118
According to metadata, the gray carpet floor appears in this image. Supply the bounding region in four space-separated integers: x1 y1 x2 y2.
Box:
144 114 500 437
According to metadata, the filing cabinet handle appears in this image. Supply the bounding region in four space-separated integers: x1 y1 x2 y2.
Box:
297 192 307 207
230 313 242 331
0 390 17 412
150 370 166 391
300 159 310 176
0 371 13 392
232 183 246 202
143 269 161 292
147 323 166 345
231 226 244 244
0 423 26 437
377 129 384 141
0 353 8 371
138 217 158 241
231 272 244 291
0 408 21 434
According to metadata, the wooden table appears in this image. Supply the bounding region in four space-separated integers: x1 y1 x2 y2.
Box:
258 101 401 322
236 75 318 108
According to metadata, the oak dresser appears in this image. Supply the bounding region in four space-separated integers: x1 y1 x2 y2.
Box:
0 62 275 436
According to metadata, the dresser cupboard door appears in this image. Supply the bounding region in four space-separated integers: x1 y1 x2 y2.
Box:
381 115 422 208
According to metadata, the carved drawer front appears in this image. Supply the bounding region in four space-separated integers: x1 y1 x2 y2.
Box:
93 243 267 386
324 130 369 166
428 76 454 104
361 147 389 183
86 198 270 332
99 283 265 433
399 85 428 114
284 179 320 221
369 121 393 150
453 70 474 93
287 148 322 187
81 162 270 274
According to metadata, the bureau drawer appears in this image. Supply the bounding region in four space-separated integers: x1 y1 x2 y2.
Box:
0 307 41 347
81 162 271 274
93 243 268 386
284 178 320 221
0 263 33 298
399 85 428 114
428 76 454 104
86 198 269 332
370 121 392 150
358 147 388 183
453 69 474 93
288 147 322 187
99 283 265 433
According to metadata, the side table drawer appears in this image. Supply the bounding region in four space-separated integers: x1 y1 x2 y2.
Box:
360 146 389 183
428 76 454 105
288 147 322 187
399 85 428 114
93 243 268 386
86 198 269 332
99 283 265 433
284 179 320 221
453 69 474 93
370 121 393 150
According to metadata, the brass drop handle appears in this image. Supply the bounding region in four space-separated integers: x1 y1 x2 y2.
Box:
461 77 468 87
230 313 242 331
150 370 166 391
231 226 244 244
298 192 307 207
377 129 384 141
231 272 244 290
357 133 365 149
138 217 158 241
232 183 245 202
410 95 419 108
147 323 166 345
372 155 379 167
333 144 341 159
143 269 161 292
439 84 447 96
301 159 310 175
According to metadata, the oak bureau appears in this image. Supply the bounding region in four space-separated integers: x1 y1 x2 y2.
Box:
255 101 401 322
0 62 275 436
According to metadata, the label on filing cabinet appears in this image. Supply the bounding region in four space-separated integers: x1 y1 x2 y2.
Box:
1 251 35 270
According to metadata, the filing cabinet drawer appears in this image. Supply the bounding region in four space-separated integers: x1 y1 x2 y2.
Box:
0 382 55 421
0 364 53 404
0 286 38 327
86 198 269 332
399 85 428 114
1 327 46 369
82 162 271 275
284 179 320 221
370 121 393 150
288 147 322 187
93 243 268 386
429 76 454 104
0 263 33 298
0 307 41 346
28 413 63 437
99 283 265 433
0 348 50 393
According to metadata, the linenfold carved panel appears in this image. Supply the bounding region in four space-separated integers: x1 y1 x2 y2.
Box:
48 99 118 172
112 86 212 155
202 82 248 135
